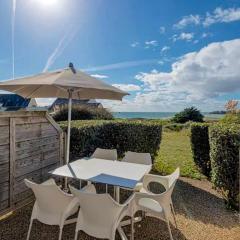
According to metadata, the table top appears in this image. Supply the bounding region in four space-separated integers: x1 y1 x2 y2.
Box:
50 158 152 189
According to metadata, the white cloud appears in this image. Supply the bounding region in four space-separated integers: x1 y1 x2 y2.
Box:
137 38 240 101
172 32 194 42
130 41 139 47
112 84 141 92
161 46 170 52
173 7 240 29
106 39 240 112
201 32 212 38
203 7 240 26
84 59 159 72
90 74 108 79
43 28 77 72
145 40 158 48
158 60 164 65
159 26 165 34
174 14 201 29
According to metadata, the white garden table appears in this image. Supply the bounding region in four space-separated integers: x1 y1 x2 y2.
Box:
50 158 152 240
51 158 151 201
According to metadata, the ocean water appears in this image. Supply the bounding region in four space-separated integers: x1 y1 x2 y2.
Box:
113 112 224 120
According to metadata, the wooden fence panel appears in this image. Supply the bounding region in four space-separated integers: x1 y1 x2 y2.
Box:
0 111 64 217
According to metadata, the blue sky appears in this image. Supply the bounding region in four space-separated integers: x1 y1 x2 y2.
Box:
0 0 240 112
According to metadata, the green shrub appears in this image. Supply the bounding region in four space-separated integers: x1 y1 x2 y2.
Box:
53 105 113 121
172 107 204 123
220 112 240 124
60 120 162 163
209 124 240 210
190 123 211 177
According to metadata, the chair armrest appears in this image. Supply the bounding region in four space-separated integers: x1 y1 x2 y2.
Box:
41 178 56 186
134 182 143 192
122 193 135 207
143 174 170 191
63 197 80 217
135 191 168 206
81 184 96 193
117 193 136 218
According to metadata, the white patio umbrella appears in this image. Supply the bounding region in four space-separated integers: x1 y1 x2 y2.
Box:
0 63 128 165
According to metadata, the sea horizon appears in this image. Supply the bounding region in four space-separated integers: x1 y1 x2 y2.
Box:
113 111 224 119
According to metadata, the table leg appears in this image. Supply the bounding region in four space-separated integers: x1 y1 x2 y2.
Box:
64 177 68 191
116 186 120 203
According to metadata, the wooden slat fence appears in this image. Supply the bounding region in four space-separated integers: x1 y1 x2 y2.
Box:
0 111 64 217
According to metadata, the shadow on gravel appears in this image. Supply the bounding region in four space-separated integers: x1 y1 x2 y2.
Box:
173 179 239 229
2 177 237 240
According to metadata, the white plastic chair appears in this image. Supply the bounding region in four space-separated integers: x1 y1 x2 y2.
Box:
91 148 118 193
121 151 152 192
69 185 134 240
139 168 180 227
25 178 95 240
132 180 177 240
122 151 152 165
91 148 117 160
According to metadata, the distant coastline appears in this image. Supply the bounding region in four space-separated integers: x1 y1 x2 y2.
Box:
113 112 224 120
208 110 226 114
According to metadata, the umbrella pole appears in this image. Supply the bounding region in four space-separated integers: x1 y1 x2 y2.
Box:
64 89 73 190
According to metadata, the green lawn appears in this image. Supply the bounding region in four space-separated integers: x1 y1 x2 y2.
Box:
154 128 204 179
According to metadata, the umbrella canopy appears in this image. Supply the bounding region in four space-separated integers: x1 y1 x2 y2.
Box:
0 64 127 100
0 63 128 174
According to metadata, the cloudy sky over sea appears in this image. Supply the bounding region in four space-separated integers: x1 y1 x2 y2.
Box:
0 0 240 112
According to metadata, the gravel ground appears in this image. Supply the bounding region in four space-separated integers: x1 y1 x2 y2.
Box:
0 177 239 240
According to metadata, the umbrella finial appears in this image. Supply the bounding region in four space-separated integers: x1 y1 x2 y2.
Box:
69 62 76 74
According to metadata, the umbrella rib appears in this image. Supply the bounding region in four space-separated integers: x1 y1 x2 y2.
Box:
11 86 28 93
25 85 43 98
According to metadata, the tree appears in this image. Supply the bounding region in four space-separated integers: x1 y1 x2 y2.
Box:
172 107 204 123
53 105 113 121
225 100 239 113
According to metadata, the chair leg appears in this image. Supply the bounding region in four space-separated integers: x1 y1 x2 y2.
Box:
170 203 177 228
74 231 78 240
130 216 134 240
166 220 174 240
26 219 33 240
58 226 63 240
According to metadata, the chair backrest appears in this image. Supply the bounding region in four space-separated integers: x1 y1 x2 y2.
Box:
168 167 180 188
91 148 117 161
70 186 123 239
136 179 177 218
122 151 152 165
25 179 72 215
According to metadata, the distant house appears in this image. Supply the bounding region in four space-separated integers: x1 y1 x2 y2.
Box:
49 98 103 112
0 94 37 111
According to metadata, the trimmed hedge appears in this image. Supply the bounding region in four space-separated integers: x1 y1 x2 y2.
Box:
220 112 240 124
190 123 211 177
60 120 162 163
209 124 240 210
